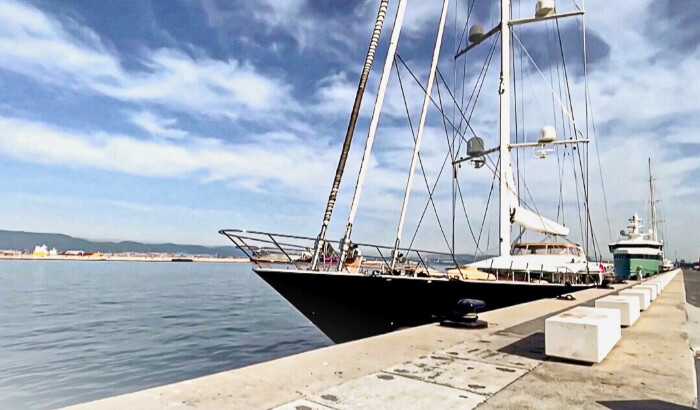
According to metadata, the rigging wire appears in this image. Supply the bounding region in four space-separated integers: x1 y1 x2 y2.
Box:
512 0 520 209
394 54 470 143
545 21 566 226
517 0 526 238
589 96 612 243
396 36 497 255
554 17 599 259
393 59 454 254
511 31 578 131
582 0 591 257
557 149 566 224
474 157 499 259
454 33 500 138
433 74 463 254
440 35 499 252
451 0 476 253
569 147 587 252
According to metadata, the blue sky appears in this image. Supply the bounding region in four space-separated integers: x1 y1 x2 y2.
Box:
0 0 698 260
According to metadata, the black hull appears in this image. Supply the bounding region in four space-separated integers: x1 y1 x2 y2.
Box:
254 269 590 343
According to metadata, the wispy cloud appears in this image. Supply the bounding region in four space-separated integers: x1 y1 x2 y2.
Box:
129 111 188 140
0 0 294 122
0 116 334 194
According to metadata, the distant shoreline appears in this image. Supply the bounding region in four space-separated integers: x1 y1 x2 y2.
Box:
0 255 250 263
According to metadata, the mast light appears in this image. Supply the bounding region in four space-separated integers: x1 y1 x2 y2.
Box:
467 136 486 168
467 136 485 156
535 0 555 18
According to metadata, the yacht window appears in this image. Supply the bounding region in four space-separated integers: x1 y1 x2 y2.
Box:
513 246 528 255
530 245 547 255
548 245 566 255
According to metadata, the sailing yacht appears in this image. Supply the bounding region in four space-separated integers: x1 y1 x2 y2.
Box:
221 0 603 343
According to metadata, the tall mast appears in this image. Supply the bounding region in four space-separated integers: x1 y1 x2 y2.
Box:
498 0 512 257
339 0 409 266
310 0 390 270
649 157 658 242
391 0 451 269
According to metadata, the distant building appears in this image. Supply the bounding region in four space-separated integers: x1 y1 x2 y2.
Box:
32 244 48 257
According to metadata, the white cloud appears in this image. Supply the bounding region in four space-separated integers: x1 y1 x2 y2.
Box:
0 0 120 85
0 0 698 257
0 116 334 194
197 0 310 51
0 0 294 121
313 72 361 116
129 111 188 140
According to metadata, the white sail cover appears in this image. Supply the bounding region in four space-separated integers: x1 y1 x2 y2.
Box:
512 206 570 236
504 161 569 236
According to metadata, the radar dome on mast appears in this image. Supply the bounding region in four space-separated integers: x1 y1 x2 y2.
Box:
531 126 557 159
535 0 555 18
537 125 557 143
468 24 485 43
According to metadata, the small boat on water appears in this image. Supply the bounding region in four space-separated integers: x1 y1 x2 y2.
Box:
221 0 606 343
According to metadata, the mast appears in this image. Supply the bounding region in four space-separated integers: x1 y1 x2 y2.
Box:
498 0 512 257
310 0 389 270
339 0 409 266
649 157 658 242
391 0 451 269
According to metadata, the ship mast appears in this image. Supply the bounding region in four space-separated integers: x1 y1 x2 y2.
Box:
391 0 451 269
310 0 390 270
452 0 586 257
649 157 658 242
498 0 512 257
339 0 410 266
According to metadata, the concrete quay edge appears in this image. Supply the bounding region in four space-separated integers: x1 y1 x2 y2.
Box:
65 269 693 409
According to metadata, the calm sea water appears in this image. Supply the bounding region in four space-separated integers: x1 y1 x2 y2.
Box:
0 261 332 409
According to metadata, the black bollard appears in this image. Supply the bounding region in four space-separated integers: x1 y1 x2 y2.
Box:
440 298 488 329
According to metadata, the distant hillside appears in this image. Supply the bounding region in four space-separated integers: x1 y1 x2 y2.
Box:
0 230 243 256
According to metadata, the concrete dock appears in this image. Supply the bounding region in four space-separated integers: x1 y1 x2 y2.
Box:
67 269 696 409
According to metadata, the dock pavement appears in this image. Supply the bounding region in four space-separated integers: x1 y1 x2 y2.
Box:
66 269 696 409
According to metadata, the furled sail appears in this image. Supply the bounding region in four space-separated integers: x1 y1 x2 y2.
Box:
512 206 570 236
504 161 569 236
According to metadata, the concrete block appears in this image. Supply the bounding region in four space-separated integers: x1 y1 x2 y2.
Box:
545 306 621 363
649 279 664 291
595 295 640 326
668 269 680 281
644 281 662 295
619 289 651 310
634 284 658 301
